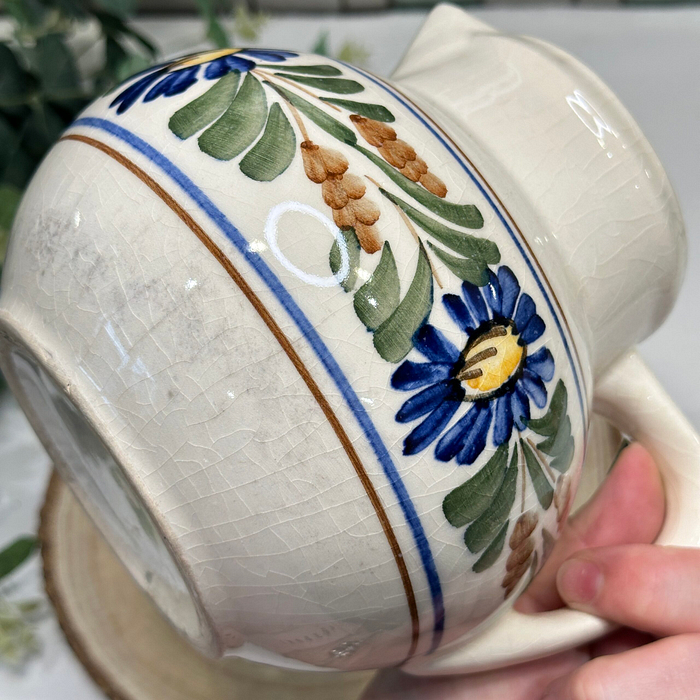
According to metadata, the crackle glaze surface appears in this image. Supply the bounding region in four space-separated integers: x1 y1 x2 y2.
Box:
0 5 685 672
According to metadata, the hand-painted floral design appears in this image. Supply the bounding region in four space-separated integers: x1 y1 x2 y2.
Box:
391 266 554 465
110 49 298 114
104 51 579 587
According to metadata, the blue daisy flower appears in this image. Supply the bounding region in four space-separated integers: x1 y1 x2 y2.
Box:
110 48 298 114
391 266 555 466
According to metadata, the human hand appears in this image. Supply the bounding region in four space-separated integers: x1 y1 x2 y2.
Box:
362 442 698 700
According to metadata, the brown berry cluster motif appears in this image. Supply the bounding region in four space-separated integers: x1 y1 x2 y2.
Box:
109 49 576 592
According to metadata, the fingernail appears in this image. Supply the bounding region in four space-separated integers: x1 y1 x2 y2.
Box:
558 558 602 605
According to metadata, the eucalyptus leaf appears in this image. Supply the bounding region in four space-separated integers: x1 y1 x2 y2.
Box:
0 44 34 107
198 72 267 161
373 242 433 363
170 71 241 140
353 241 399 330
472 520 509 573
0 185 22 245
521 439 554 509
330 228 361 292
355 144 483 229
274 73 364 95
240 102 296 181
464 447 518 553
443 442 509 528
265 82 357 145
259 64 341 76
321 97 395 122
33 34 82 101
94 10 157 55
0 537 37 580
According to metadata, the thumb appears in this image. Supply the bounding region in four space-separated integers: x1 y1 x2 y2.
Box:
557 544 700 637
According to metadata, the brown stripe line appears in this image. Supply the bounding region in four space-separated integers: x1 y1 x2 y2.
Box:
60 133 421 660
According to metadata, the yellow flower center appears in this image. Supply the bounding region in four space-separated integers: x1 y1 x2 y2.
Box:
169 49 242 70
457 323 525 400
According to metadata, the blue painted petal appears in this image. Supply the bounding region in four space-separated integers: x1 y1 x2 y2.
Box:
461 281 490 326
520 369 547 409
241 49 298 61
526 347 554 382
391 360 452 392
111 68 165 114
498 266 520 319
511 384 531 431
456 402 493 465
519 314 546 346
435 404 481 463
403 398 462 455
493 394 513 446
442 294 474 333
514 293 536 333
204 56 237 79
483 270 502 316
413 325 460 364
396 380 462 423
144 67 198 102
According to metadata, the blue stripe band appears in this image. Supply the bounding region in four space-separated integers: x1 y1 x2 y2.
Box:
70 116 446 650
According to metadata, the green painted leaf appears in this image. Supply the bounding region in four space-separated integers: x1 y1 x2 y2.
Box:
353 242 400 330
380 188 492 257
527 380 567 437
355 144 483 229
521 439 554 509
198 72 267 161
265 82 357 145
464 447 518 553
330 228 361 292
472 520 509 573
0 537 37 580
259 63 342 76
321 98 395 122
169 71 241 140
442 443 509 528
539 415 575 473
274 73 364 94
239 103 296 181
373 243 433 363
428 243 489 286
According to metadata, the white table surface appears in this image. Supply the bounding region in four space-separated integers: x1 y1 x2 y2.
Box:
0 8 698 697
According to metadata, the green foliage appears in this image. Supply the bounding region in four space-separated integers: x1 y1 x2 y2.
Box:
353 242 400 330
355 144 484 229
521 439 554 509
527 379 575 473
329 228 361 293
442 442 509 528
273 73 364 95
311 30 370 68
472 520 508 573
372 242 433 363
0 537 37 581
321 97 395 123
198 72 267 161
239 102 296 181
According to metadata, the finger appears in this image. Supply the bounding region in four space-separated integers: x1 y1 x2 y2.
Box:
588 628 655 658
557 544 700 637
543 634 700 700
362 649 588 700
517 443 664 613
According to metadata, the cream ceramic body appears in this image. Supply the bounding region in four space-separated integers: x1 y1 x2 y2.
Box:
0 5 689 672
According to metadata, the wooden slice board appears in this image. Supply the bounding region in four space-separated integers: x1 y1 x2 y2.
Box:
39 472 375 700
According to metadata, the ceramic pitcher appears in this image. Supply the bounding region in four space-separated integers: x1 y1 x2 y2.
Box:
1 4 698 675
